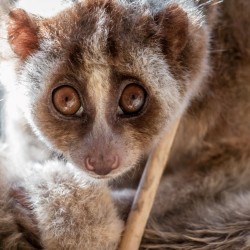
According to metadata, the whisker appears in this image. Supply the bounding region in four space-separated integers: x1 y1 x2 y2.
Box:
211 0 224 6
197 0 223 7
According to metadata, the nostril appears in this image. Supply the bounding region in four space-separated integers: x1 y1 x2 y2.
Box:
111 155 119 169
85 157 95 171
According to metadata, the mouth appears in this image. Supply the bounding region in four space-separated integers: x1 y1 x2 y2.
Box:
86 168 129 180
87 171 120 180
94 175 112 180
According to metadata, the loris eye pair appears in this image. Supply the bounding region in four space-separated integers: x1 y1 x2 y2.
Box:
52 83 147 117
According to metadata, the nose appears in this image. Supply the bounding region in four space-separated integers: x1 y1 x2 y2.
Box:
85 154 119 175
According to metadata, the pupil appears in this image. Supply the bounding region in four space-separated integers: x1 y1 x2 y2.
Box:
131 94 136 100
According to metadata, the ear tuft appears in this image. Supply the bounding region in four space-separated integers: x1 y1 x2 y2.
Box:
8 9 39 60
155 4 189 59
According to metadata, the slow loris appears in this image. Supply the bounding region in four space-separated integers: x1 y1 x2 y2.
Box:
1 0 250 249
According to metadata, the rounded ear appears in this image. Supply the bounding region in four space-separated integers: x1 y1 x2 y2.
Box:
154 4 189 59
8 9 40 60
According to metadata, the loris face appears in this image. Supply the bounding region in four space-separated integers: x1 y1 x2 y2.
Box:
6 0 208 179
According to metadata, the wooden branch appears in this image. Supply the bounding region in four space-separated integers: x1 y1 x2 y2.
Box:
118 118 181 250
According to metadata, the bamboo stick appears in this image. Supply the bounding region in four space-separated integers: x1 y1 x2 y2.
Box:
118 118 181 250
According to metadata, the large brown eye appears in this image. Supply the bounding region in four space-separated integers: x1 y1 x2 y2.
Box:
119 84 146 115
52 86 81 116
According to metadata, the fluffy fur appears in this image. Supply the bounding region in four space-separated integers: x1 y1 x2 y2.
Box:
0 148 124 249
0 0 250 249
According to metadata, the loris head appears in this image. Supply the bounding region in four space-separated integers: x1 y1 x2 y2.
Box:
5 0 209 179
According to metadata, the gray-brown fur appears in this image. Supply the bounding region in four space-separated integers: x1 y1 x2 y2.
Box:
143 0 250 248
0 0 250 249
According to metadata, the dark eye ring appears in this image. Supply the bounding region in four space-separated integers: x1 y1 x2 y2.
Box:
52 85 82 116
118 83 147 116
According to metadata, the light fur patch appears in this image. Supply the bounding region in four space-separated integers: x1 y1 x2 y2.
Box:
16 0 74 17
82 9 112 135
87 67 111 135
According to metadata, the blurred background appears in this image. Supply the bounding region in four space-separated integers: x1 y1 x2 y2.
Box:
0 84 4 137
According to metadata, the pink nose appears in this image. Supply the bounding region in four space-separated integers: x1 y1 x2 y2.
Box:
85 155 119 175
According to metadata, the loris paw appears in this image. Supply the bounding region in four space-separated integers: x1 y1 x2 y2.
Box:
21 161 124 250
9 186 42 249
